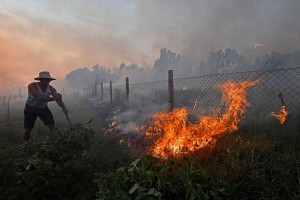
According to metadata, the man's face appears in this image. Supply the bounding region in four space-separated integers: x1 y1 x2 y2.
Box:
40 78 51 86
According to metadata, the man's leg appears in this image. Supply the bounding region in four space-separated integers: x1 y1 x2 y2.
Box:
39 107 55 132
22 128 33 141
23 106 37 142
47 124 55 132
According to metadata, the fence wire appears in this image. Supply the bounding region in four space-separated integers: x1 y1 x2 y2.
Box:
4 68 298 127
101 67 300 127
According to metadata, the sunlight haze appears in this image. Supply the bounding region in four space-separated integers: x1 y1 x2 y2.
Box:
0 0 299 91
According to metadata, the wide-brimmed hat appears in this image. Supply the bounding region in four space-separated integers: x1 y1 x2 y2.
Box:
34 71 56 81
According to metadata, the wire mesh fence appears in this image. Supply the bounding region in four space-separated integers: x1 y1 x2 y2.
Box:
99 67 300 129
173 67 300 127
2 67 299 129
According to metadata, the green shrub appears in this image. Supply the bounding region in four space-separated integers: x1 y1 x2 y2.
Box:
11 125 96 200
96 155 233 200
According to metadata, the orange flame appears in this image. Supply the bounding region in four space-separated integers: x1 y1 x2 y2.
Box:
271 106 288 124
144 80 259 159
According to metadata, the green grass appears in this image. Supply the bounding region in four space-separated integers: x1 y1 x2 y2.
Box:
202 131 300 199
0 97 299 199
95 130 300 200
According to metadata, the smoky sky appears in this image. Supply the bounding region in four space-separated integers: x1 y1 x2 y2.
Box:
132 0 300 62
0 0 299 91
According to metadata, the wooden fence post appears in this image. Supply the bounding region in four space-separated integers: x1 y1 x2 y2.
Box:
2 96 5 107
7 98 10 125
101 82 103 100
126 77 129 104
94 84 97 96
110 81 113 106
168 70 174 112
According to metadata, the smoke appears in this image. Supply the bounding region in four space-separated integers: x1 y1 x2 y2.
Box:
110 103 169 135
1 0 300 91
133 0 300 67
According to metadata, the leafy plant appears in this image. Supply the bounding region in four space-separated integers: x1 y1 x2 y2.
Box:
6 125 97 200
96 155 233 200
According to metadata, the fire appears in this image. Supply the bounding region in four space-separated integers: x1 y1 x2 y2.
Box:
270 93 288 124
144 80 259 159
103 121 118 134
271 106 288 124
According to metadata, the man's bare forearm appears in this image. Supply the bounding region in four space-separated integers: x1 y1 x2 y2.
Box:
36 96 56 102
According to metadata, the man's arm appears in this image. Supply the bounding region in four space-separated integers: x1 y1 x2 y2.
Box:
49 85 68 114
28 83 60 102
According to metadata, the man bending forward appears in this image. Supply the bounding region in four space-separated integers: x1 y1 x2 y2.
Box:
22 71 68 141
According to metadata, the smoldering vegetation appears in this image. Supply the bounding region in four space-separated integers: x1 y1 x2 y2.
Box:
58 48 300 136
88 69 300 138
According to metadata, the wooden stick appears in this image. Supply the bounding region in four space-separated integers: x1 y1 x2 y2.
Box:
64 112 72 129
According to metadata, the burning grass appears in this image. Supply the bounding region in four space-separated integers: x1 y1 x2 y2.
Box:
144 80 260 159
271 105 288 124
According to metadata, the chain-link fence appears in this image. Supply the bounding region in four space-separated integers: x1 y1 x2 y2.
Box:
0 91 27 125
4 67 298 128
173 67 300 127
98 67 300 129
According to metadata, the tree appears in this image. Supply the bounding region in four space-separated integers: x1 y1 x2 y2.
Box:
205 48 252 73
154 48 192 80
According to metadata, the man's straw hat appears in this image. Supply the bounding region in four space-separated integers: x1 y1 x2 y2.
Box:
34 71 56 81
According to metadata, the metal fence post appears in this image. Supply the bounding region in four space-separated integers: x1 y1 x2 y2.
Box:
168 70 174 112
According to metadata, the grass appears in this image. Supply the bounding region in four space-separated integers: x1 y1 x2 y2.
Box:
202 130 300 199
96 129 300 199
0 96 299 199
1 126 299 199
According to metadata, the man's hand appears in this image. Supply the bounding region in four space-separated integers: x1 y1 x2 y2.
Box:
52 93 62 101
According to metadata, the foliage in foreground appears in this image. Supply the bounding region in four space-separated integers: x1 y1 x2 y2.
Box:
204 131 300 200
1 125 96 200
0 125 133 200
96 155 233 200
96 131 300 200
1 124 300 200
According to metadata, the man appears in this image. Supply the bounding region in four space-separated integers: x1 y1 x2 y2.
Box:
22 71 68 141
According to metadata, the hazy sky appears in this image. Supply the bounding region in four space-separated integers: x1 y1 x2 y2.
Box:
0 0 299 91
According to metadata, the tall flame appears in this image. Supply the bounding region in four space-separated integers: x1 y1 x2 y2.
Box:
144 80 259 159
